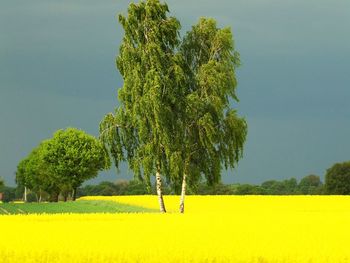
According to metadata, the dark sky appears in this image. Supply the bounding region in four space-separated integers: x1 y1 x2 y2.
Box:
1 0 349 186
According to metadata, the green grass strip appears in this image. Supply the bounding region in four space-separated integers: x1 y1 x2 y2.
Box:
0 200 156 215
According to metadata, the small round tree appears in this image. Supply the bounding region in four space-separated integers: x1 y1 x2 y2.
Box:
325 161 350 195
299 174 322 194
16 143 59 202
42 128 110 201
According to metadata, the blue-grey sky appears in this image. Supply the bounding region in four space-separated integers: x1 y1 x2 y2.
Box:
1 0 349 186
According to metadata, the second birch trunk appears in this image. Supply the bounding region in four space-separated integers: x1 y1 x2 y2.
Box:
179 173 187 213
156 169 166 213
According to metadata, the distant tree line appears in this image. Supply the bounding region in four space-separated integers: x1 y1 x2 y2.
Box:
78 180 151 197
77 174 324 197
51 161 350 197
4 147 350 202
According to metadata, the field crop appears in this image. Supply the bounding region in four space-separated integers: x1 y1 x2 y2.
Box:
1 195 350 263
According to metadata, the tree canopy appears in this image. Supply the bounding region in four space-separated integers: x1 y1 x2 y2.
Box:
42 128 110 200
100 0 184 212
100 0 247 213
16 142 60 201
325 161 350 194
16 128 110 202
299 174 322 194
175 18 247 212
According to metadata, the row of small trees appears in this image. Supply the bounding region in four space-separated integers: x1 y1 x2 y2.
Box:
99 0 247 213
15 128 110 202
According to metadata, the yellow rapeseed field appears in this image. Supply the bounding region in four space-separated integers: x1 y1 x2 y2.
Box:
1 195 350 263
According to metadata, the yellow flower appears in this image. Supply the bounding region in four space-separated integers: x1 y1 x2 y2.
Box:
1 195 350 263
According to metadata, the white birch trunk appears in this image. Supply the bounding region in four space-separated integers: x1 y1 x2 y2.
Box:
24 186 27 202
179 173 187 213
156 169 166 213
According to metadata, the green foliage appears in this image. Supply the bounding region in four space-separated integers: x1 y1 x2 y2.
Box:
25 192 38 203
100 0 183 187
261 178 298 195
299 174 323 194
9 175 328 202
235 184 264 195
42 128 110 200
325 161 350 194
16 143 59 200
101 1 247 200
194 183 235 195
0 178 3 188
0 186 16 203
74 176 327 197
15 128 110 202
177 17 247 189
78 180 151 197
79 181 119 196
16 143 64 201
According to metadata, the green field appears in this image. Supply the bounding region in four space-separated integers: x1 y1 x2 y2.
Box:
0 200 155 215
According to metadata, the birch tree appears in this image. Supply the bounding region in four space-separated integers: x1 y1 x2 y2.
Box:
100 1 247 213
177 18 247 213
100 0 184 212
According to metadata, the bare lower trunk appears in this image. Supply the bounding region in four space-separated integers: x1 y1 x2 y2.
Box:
156 169 166 213
24 186 27 202
72 187 77 201
179 173 187 213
